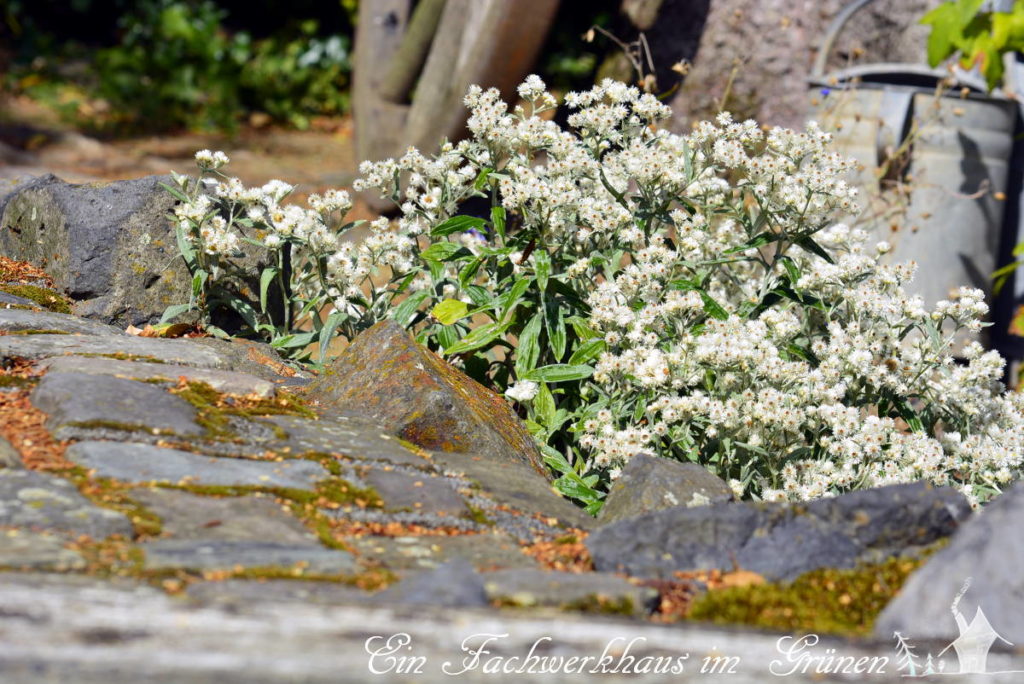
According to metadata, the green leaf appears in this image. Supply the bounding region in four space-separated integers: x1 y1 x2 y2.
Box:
191 269 208 299
392 290 431 326
217 296 260 330
463 285 491 308
159 302 193 324
444 319 513 355
795 235 835 264
421 242 470 262
458 257 483 288
534 382 555 425
431 299 470 325
259 267 279 314
430 215 487 238
568 338 606 365
545 300 567 359
491 206 506 239
318 311 346 361
175 223 198 271
435 323 458 350
158 181 190 203
534 249 551 292
271 330 318 349
700 291 729 320
521 364 593 383
499 277 532 319
567 316 602 341
473 167 494 190
515 311 544 375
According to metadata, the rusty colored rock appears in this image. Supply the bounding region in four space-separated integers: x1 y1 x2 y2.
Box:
308 320 547 477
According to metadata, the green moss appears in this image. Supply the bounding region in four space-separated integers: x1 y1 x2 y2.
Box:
64 419 159 434
687 554 933 636
463 505 496 527
80 352 167 364
171 380 316 441
0 284 72 314
564 594 636 615
0 375 36 389
57 466 164 538
7 328 70 335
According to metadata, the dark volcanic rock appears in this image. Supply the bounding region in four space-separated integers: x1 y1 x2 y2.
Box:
876 482 1024 643
0 469 132 538
599 454 734 524
307 320 546 477
588 482 970 581
0 174 189 326
31 372 203 438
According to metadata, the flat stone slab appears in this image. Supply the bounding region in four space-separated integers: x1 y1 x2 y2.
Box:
0 530 85 571
362 467 469 516
128 488 315 543
350 533 538 572
482 568 658 616
0 469 132 538
0 290 38 307
263 414 432 469
0 309 126 336
65 442 330 489
0 435 23 469
876 481 1024 643
40 355 276 397
378 560 488 608
588 482 970 581
31 372 202 437
0 572 968 684
0 334 234 368
187 578 374 608
141 539 357 574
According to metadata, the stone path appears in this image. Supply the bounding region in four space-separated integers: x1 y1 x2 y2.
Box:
2 305 1024 682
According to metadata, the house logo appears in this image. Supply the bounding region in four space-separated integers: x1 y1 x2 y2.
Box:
894 578 1021 677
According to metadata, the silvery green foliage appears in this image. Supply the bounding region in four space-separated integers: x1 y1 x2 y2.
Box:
170 77 1023 512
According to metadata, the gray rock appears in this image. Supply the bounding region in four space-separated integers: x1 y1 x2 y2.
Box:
876 482 1024 643
599 454 734 524
363 467 469 516
482 568 658 616
0 174 189 326
0 309 126 336
0 469 132 538
65 441 330 490
307 320 546 476
40 355 276 397
351 533 538 572
0 290 40 308
141 539 357 574
0 434 23 469
0 531 85 571
186 337 312 383
31 372 202 437
378 559 488 607
128 488 314 543
0 334 231 368
263 413 434 469
588 482 970 581
186 579 374 608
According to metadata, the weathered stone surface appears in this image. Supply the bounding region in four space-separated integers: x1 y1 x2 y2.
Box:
588 482 970 581
0 333 232 368
40 355 276 397
0 174 188 326
876 482 1024 643
483 568 658 616
31 372 202 437
379 560 488 608
350 533 538 572
65 442 330 489
0 290 37 307
0 469 132 538
2 571 978 684
363 467 469 516
262 413 433 469
0 530 85 571
428 449 592 530
0 434 23 469
307 320 546 476
142 539 357 574
186 578 374 608
599 454 734 524
187 337 313 383
128 489 314 543
0 309 125 336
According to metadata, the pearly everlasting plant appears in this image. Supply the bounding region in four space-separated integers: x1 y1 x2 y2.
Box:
167 77 1023 513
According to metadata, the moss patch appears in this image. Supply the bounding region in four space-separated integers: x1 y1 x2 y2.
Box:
0 284 72 314
0 375 36 389
169 380 315 440
6 329 71 335
687 554 934 636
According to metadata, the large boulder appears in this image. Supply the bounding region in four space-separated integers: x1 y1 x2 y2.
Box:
0 174 188 326
875 482 1024 643
598 453 734 524
588 482 970 582
307 320 547 478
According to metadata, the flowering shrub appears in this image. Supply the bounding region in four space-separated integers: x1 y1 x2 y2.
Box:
167 76 1024 512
